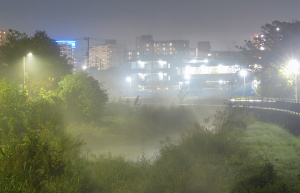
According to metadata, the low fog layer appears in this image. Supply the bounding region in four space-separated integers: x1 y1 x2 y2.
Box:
68 102 222 161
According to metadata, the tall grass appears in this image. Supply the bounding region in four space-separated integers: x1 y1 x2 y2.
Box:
244 122 300 184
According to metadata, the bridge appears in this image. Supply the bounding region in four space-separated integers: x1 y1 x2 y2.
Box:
134 96 300 135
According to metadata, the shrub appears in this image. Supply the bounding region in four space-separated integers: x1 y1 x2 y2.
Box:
57 72 108 123
230 162 300 193
0 79 27 134
0 126 90 192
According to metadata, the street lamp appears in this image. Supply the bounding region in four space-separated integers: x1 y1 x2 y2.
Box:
288 60 299 102
184 73 191 96
23 53 32 90
126 77 132 97
240 69 247 97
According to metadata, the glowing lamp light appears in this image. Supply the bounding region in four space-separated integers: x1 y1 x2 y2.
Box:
189 59 197 63
184 74 190 80
126 77 132 82
27 53 32 56
82 66 87 70
288 60 299 102
158 60 166 65
138 61 145 65
240 69 247 77
288 60 299 73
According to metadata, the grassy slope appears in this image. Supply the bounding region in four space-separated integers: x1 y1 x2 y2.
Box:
244 122 300 183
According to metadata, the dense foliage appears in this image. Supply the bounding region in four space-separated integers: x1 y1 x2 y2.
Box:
0 79 27 133
57 72 108 123
239 20 300 97
0 29 72 96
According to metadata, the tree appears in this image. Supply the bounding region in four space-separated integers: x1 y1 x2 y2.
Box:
57 72 109 123
238 20 300 98
0 30 72 96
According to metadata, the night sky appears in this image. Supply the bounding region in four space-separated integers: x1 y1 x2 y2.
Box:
1 0 299 53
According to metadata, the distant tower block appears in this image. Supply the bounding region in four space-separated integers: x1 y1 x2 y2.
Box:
198 41 211 52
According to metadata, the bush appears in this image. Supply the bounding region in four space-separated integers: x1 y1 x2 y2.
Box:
25 97 64 131
57 72 108 123
0 126 91 192
230 162 300 193
0 79 28 134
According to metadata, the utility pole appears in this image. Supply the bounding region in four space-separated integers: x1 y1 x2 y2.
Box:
84 37 89 68
151 38 154 91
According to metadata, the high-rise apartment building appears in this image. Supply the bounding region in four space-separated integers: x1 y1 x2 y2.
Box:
56 40 76 66
198 41 211 57
0 30 9 46
135 35 189 60
89 40 126 70
154 40 189 58
135 35 154 60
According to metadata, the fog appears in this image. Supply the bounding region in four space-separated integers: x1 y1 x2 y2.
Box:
67 100 222 161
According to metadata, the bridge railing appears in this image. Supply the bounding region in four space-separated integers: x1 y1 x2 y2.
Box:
183 97 300 115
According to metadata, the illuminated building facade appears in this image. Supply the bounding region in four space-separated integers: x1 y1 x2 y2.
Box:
154 40 189 58
0 30 9 46
89 39 126 70
135 35 190 60
56 40 76 66
130 60 171 89
135 35 154 60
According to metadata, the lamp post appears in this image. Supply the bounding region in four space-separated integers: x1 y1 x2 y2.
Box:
288 60 299 102
126 77 132 97
184 74 190 96
240 69 247 97
23 53 32 90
